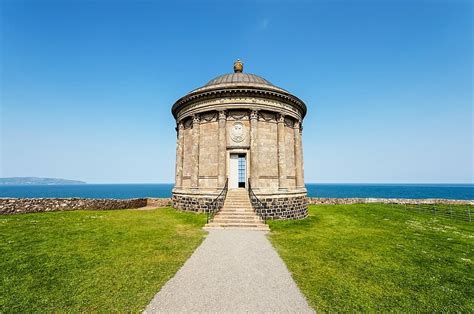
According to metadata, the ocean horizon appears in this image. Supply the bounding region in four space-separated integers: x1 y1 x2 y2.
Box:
0 183 472 200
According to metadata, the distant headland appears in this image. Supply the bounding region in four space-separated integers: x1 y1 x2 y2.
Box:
0 177 86 185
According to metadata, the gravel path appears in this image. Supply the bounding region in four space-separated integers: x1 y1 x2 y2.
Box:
144 229 314 313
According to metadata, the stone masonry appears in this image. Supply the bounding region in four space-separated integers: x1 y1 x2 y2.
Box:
0 198 147 214
171 60 308 219
0 198 171 215
1 197 471 216
309 197 473 205
259 194 308 219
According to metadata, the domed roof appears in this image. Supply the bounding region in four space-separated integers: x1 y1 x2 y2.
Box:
205 72 273 87
172 59 307 119
189 59 287 94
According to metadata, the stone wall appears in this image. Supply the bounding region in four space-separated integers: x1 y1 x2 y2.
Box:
0 198 148 215
6 196 468 217
172 194 216 213
309 198 473 205
199 115 219 188
257 114 279 189
175 107 304 193
257 194 308 219
147 198 173 208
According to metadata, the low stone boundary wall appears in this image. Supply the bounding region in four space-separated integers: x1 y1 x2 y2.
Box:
2 197 471 215
309 198 473 205
0 198 148 215
147 198 173 208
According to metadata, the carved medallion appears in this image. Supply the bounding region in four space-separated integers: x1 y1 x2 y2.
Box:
230 122 245 143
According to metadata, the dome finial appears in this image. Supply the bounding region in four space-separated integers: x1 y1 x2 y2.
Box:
233 59 243 73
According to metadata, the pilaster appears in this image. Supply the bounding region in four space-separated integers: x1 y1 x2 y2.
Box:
175 121 184 188
294 120 304 188
217 110 227 187
250 109 259 188
191 114 200 188
277 113 287 190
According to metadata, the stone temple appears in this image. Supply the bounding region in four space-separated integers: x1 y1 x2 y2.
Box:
172 60 308 219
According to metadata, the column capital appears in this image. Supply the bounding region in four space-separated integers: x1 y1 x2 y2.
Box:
178 120 184 130
192 114 200 124
294 120 301 129
218 110 227 120
250 109 259 120
277 113 285 123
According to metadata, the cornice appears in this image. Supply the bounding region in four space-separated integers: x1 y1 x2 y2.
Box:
171 86 307 119
175 96 302 122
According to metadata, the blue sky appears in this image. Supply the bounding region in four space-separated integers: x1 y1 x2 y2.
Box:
1 0 472 183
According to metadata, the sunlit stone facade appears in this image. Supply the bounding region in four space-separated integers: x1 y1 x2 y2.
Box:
172 60 308 219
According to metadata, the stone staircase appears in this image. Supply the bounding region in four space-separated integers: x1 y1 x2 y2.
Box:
204 188 269 231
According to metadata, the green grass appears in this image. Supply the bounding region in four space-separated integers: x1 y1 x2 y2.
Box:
0 208 207 313
268 204 474 312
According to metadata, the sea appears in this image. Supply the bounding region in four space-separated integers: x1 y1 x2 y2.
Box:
0 184 472 200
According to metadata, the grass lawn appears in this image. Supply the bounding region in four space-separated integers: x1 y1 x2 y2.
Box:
0 208 207 312
269 204 474 312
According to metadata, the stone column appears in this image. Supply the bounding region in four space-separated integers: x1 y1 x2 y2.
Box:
175 121 184 188
250 110 259 188
217 110 227 187
277 113 287 189
191 114 200 189
294 120 304 188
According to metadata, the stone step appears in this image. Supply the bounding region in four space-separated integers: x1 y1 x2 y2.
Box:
214 212 261 218
214 212 259 217
218 211 255 215
203 226 269 231
204 223 269 230
214 213 260 218
206 189 267 230
216 215 255 219
223 202 250 204
224 200 252 203
220 210 253 212
224 201 251 204
212 218 262 224
224 201 252 204
222 205 252 210
222 205 253 211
